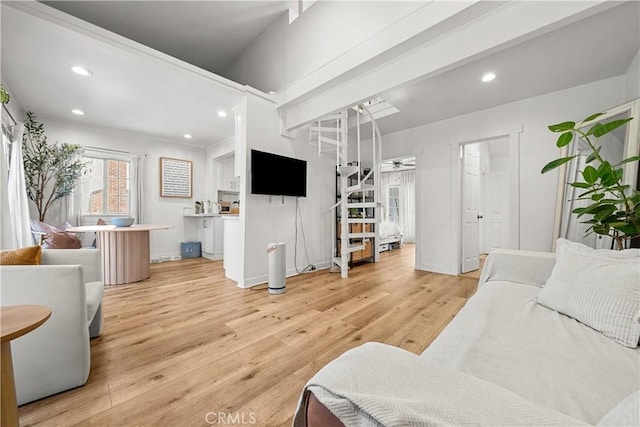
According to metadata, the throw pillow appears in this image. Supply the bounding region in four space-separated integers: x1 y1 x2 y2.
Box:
537 239 640 348
0 245 42 265
31 220 82 249
598 390 640 426
559 238 640 259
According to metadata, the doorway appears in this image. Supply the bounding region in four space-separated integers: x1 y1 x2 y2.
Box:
454 129 520 275
380 155 416 264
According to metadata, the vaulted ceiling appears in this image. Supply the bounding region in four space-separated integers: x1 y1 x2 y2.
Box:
2 1 638 147
41 1 290 77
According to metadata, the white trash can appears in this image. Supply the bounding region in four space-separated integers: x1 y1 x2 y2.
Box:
267 242 286 295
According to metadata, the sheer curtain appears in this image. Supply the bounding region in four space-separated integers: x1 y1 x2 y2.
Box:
399 170 415 242
7 123 32 247
130 153 145 224
1 133 13 249
379 172 389 222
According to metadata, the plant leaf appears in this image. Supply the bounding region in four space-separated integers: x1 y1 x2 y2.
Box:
569 182 591 189
591 193 605 202
614 156 640 167
593 205 615 220
572 207 588 215
581 112 606 123
582 165 598 184
585 146 602 163
592 118 633 137
548 121 576 132
556 132 573 147
541 155 577 174
593 225 609 235
598 160 612 179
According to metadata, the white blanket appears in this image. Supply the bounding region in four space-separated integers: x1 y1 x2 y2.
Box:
293 342 586 427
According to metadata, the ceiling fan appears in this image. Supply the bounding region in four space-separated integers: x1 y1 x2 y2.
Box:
391 158 415 169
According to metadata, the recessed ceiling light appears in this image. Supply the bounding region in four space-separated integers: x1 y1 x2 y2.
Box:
71 66 92 76
71 109 85 115
481 73 496 82
217 110 227 118
183 134 192 139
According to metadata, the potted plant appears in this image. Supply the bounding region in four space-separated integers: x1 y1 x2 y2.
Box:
22 111 87 222
542 112 640 250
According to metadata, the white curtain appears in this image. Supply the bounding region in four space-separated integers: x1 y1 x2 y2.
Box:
380 172 389 222
1 133 13 249
7 123 32 247
130 153 145 224
399 170 416 242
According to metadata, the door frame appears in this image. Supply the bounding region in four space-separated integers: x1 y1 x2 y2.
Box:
380 152 421 270
450 127 522 275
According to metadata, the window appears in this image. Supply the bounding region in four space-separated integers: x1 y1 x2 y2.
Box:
81 157 130 215
388 186 400 225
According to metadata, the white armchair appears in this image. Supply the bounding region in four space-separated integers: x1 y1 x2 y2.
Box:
0 249 104 405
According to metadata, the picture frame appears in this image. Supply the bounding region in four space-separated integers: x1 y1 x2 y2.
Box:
160 157 192 198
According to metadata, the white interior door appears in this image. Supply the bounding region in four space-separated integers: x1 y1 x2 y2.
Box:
484 171 509 252
462 144 480 273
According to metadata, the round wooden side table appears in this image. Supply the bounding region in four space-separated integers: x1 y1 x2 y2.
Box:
1 305 51 427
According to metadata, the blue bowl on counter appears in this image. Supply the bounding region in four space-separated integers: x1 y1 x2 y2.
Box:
111 217 135 227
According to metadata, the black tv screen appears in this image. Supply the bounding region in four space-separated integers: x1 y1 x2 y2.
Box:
251 150 307 197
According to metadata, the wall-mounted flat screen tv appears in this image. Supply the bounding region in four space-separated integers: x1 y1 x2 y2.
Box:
251 149 307 197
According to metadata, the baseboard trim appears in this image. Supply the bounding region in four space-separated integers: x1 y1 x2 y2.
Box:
240 261 333 289
417 263 457 276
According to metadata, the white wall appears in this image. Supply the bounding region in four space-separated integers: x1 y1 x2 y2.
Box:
240 92 335 287
625 50 640 102
380 76 626 275
37 116 208 260
222 1 423 93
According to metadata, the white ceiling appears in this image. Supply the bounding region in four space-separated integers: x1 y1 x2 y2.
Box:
40 1 290 77
1 3 246 147
376 1 640 136
2 1 639 149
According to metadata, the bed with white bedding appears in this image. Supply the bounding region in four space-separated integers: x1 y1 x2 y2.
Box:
378 221 403 250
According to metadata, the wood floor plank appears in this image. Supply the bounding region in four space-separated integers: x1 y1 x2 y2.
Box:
17 244 479 426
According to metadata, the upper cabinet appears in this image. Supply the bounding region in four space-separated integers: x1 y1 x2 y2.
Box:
217 154 238 192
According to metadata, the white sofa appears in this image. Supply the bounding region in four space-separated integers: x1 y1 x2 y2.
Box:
294 248 640 426
0 249 104 405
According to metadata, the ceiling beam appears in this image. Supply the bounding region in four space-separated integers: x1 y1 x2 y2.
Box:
279 0 613 131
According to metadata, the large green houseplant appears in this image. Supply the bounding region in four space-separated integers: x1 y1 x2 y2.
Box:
542 112 640 250
22 111 87 222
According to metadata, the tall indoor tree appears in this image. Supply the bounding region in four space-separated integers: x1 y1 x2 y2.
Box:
22 111 87 222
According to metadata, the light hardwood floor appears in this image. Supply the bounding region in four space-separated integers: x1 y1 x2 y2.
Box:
18 244 478 426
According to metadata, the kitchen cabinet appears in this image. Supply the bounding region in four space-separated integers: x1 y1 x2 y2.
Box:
218 155 239 192
184 215 224 260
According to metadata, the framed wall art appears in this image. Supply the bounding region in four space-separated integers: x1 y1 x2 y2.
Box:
160 157 192 198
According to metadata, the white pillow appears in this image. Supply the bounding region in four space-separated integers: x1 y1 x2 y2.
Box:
558 238 640 259
537 239 640 348
598 390 640 426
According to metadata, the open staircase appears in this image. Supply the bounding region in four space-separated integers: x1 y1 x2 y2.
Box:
310 104 383 278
